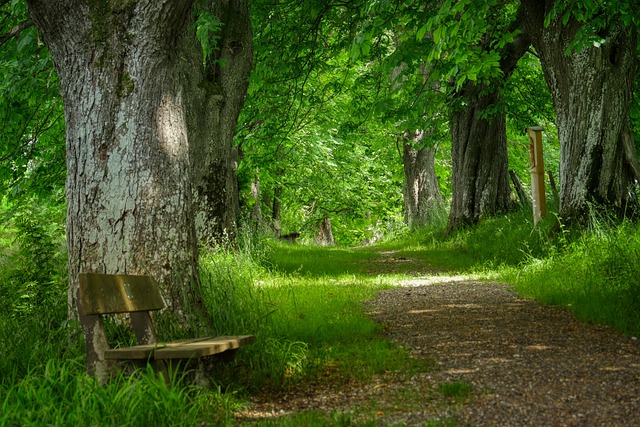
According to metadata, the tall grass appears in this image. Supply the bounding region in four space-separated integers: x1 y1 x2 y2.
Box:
197 240 429 392
502 218 640 335
377 209 554 272
1 360 236 426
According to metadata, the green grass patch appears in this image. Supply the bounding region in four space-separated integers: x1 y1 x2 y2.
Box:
206 266 432 391
5 197 640 425
378 209 554 273
0 360 239 426
501 220 640 335
436 380 474 404
265 243 379 276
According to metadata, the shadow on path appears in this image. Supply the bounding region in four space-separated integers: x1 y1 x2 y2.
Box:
370 280 640 426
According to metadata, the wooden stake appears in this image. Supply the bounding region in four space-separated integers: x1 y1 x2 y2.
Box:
527 126 546 225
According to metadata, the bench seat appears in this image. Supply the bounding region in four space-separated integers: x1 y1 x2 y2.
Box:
104 335 256 360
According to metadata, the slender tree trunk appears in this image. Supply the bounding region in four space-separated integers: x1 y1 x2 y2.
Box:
447 88 514 231
272 186 282 237
185 0 253 244
250 176 262 223
402 131 443 229
509 169 531 209
316 216 335 246
27 0 206 375
521 1 639 222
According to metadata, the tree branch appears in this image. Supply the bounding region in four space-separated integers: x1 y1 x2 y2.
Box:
0 18 33 47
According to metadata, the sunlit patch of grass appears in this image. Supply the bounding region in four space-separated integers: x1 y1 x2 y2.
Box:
501 219 640 335
191 244 433 395
265 243 378 276
240 273 432 390
376 209 555 273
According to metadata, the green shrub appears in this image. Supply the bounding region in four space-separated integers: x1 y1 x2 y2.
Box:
0 198 67 317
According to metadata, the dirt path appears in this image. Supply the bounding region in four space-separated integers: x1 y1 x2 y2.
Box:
245 253 640 426
371 279 640 426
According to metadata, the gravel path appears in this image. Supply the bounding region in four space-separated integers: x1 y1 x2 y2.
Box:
369 279 640 426
245 275 640 425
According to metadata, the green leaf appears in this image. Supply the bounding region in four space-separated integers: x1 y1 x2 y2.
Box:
16 31 33 52
433 24 444 44
195 11 222 65
416 23 428 40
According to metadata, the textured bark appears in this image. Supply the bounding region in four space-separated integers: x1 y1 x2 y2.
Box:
184 0 253 244
402 131 443 229
509 170 531 209
27 0 205 373
447 88 514 231
521 1 639 222
250 177 262 223
446 7 530 232
316 216 335 246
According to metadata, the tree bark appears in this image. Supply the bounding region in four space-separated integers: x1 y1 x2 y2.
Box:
316 216 335 246
184 0 253 244
272 186 283 237
27 0 206 375
509 169 531 209
250 176 262 223
402 131 443 229
521 0 639 222
447 87 514 231
445 6 530 232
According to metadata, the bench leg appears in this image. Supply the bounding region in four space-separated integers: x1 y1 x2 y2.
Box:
79 312 115 383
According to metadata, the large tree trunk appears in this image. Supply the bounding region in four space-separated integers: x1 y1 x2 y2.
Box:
27 0 206 375
402 131 443 229
445 7 530 232
447 88 513 231
185 0 253 244
521 1 639 222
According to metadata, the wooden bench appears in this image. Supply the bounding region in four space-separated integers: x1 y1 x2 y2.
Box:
77 273 255 381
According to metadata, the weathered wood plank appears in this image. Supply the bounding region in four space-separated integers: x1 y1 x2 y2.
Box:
79 273 165 315
104 335 255 360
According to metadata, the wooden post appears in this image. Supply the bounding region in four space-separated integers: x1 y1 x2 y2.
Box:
527 126 546 225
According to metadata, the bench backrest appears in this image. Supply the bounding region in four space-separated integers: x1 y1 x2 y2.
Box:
78 273 165 315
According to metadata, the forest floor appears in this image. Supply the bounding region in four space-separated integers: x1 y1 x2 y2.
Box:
243 251 640 426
